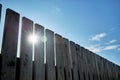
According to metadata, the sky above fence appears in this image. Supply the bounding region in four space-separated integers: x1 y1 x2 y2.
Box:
0 0 120 66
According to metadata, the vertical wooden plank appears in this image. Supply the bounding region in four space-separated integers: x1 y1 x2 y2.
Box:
20 17 33 80
55 34 65 80
82 47 89 80
94 54 100 80
34 24 45 80
0 4 2 22
76 45 84 80
46 29 56 80
86 50 93 80
0 4 1 79
1 9 20 80
70 41 79 80
90 52 98 79
62 38 72 80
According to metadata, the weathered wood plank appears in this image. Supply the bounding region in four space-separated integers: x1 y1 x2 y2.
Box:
1 9 20 80
0 4 2 22
20 17 33 80
55 34 65 80
80 47 89 80
94 54 101 80
46 29 56 80
62 38 72 80
86 49 93 80
0 4 1 78
76 44 84 80
70 41 79 80
34 24 45 80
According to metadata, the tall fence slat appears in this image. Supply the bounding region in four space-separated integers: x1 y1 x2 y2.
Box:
46 29 56 80
0 4 2 21
76 44 84 80
70 41 79 80
20 17 33 80
34 24 45 80
1 9 20 80
55 34 65 80
62 38 72 80
0 4 2 79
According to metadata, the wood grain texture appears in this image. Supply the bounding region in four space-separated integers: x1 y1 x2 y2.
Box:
1 9 20 80
20 17 33 80
34 24 45 80
55 34 65 80
62 38 72 80
70 41 79 80
46 29 56 80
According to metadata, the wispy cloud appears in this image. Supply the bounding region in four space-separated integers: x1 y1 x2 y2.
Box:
103 45 118 50
86 44 120 53
51 6 62 15
85 45 102 53
90 33 106 41
106 39 117 44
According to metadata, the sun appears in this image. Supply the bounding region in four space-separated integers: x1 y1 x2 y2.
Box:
28 34 38 44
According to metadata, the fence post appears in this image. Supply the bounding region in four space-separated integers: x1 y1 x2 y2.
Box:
46 29 56 80
0 4 1 75
20 17 33 80
55 34 65 80
1 9 20 80
62 38 72 80
34 24 45 80
70 41 79 80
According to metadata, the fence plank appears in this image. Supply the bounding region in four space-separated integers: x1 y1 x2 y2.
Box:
1 9 20 80
70 41 79 80
0 4 2 21
46 29 56 80
62 38 72 80
20 17 33 80
55 34 65 80
34 24 45 80
0 4 1 79
76 44 84 80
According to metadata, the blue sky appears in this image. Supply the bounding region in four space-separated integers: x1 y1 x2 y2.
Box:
0 0 120 66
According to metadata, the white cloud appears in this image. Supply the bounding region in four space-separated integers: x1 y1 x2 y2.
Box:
85 45 102 53
103 45 118 50
90 33 106 41
106 39 117 44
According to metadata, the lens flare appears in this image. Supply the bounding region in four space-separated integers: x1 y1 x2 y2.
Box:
28 34 38 44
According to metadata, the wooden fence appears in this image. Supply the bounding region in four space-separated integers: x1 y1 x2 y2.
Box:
0 4 120 80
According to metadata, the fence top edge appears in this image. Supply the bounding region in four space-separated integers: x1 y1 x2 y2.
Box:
0 4 2 7
22 16 33 23
45 29 54 34
35 23 44 29
55 33 62 38
6 8 20 15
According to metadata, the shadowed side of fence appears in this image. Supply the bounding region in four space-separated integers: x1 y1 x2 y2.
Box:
1 8 20 80
19 17 33 80
0 4 2 79
34 24 45 80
